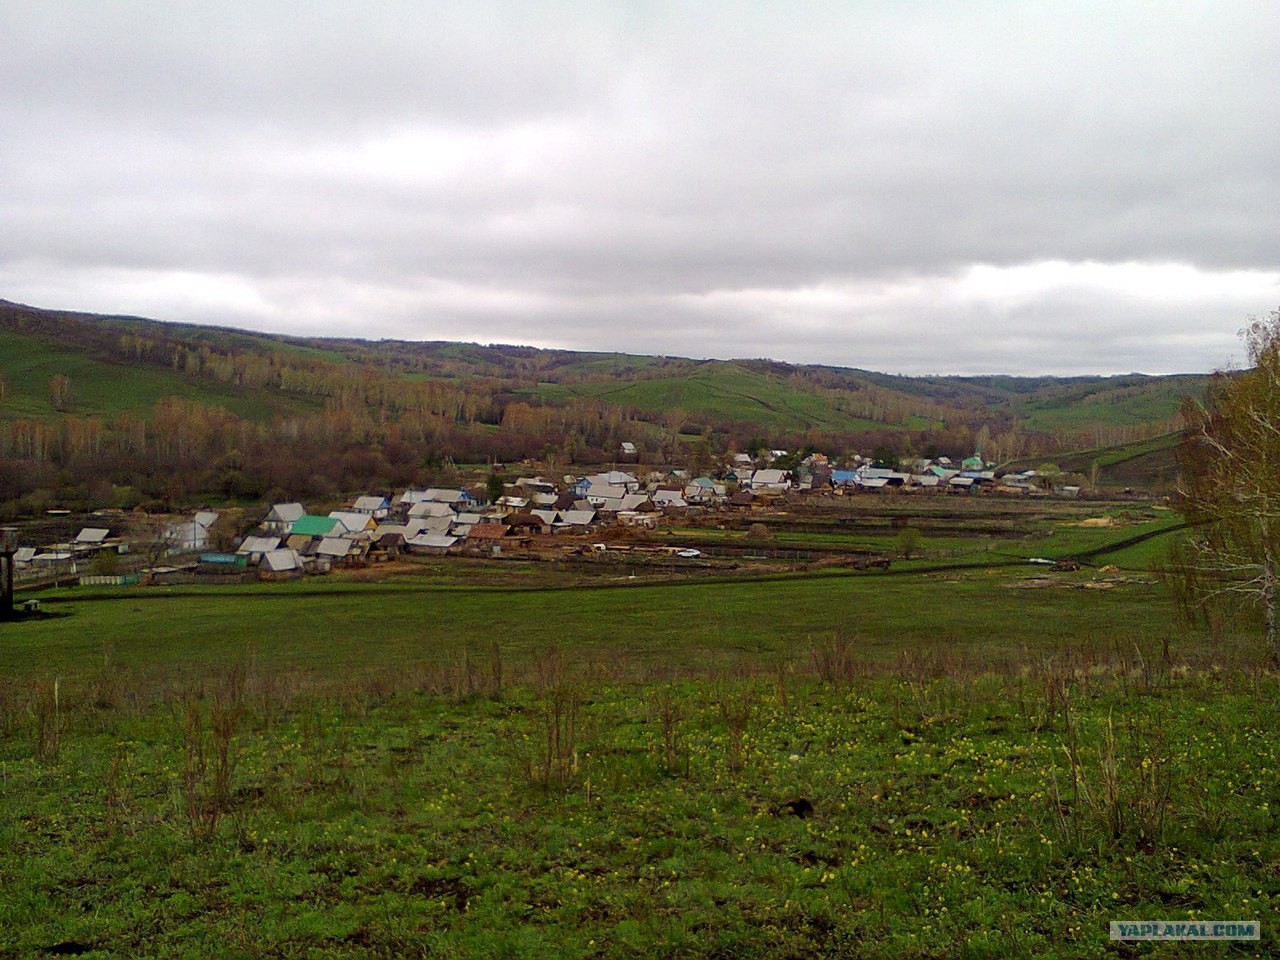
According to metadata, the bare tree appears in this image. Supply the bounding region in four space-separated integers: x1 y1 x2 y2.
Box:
1176 308 1280 663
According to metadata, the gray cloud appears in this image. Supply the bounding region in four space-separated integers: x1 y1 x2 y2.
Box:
1 1 1277 374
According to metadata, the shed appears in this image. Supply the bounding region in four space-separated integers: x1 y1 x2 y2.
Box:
467 523 510 541
236 536 281 562
317 537 355 558
406 533 458 553
261 549 302 573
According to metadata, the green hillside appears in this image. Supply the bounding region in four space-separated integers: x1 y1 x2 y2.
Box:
0 329 320 422
532 362 925 433
1014 375 1202 433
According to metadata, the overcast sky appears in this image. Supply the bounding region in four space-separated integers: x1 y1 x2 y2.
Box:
2 2 1277 375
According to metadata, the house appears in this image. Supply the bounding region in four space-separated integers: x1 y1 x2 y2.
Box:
163 513 217 552
948 476 977 493
291 515 347 538
555 509 596 532
514 477 557 494
531 509 559 527
858 468 909 487
423 488 469 506
408 501 455 519
552 491 579 511
506 513 548 534
584 483 628 507
264 502 306 534
419 516 454 535
581 472 640 495
13 546 37 568
617 511 659 528
684 483 714 504
373 522 409 540
749 469 790 494
620 441 637 455
369 532 405 560
352 495 390 518
831 470 859 488
618 493 652 512
602 471 640 490
327 511 377 535
652 490 687 508
681 477 724 504
236 536 281 564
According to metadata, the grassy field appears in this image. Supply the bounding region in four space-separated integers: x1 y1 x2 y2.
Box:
2 561 1276 958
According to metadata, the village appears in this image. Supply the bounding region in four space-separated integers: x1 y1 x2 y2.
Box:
3 446 1095 591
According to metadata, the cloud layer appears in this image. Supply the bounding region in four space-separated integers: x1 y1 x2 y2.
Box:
2 2 1277 374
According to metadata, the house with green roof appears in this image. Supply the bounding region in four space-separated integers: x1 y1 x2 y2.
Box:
290 515 347 538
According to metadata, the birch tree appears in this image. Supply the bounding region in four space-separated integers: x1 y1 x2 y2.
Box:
1177 309 1280 663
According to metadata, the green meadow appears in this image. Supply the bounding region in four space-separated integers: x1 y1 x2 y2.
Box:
2 559 1277 958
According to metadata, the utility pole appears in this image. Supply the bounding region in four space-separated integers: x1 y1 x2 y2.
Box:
0 528 17 620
